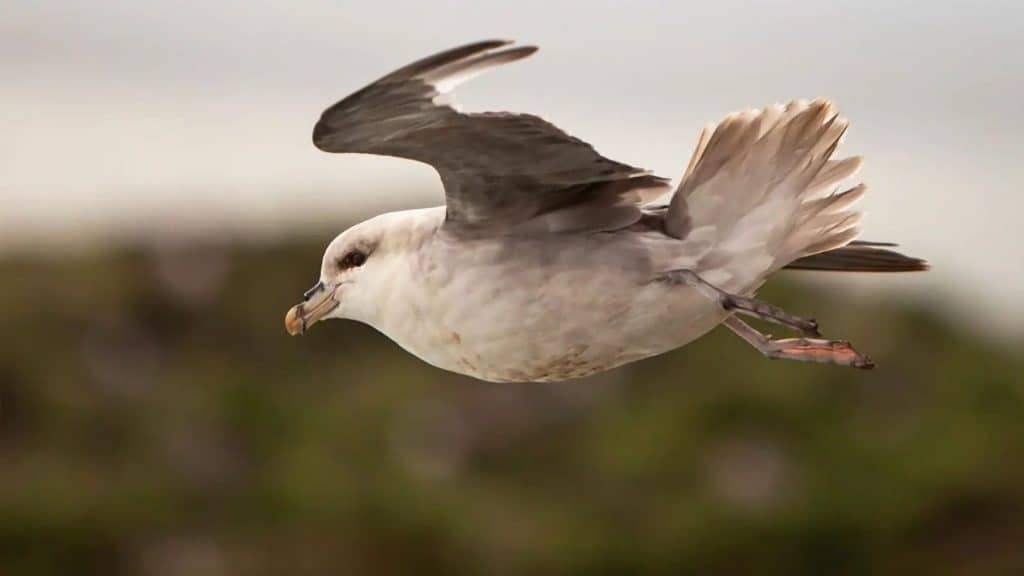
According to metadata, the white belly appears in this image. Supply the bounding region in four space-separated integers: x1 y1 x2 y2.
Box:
369 234 728 382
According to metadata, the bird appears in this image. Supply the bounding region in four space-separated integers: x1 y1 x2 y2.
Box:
284 39 927 383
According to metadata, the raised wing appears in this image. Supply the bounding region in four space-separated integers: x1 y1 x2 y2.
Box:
312 40 669 231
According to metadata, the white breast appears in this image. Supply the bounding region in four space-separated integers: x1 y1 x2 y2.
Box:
364 229 728 382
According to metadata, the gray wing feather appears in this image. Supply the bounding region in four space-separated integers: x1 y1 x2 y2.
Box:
313 40 668 230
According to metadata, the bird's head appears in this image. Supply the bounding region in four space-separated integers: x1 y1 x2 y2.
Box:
284 216 386 335
284 208 440 335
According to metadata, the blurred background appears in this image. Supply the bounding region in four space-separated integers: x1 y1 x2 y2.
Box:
2 1 1022 574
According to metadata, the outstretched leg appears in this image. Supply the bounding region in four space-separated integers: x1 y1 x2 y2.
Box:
723 316 874 369
655 269 821 337
655 268 873 369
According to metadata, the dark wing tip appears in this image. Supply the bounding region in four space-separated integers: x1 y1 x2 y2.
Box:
312 40 538 152
483 38 516 47
513 45 540 57
387 39 518 79
468 38 516 49
312 117 332 151
468 45 539 71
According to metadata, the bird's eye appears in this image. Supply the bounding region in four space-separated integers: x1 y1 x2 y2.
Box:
338 250 367 269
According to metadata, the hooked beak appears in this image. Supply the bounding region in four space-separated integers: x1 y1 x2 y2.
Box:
285 281 339 336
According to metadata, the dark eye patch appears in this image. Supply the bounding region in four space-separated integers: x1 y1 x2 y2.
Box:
338 250 368 269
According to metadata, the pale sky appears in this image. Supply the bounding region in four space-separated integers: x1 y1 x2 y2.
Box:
2 1 1022 339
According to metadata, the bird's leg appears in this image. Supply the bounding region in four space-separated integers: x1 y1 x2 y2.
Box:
723 316 874 369
655 269 872 367
655 269 821 337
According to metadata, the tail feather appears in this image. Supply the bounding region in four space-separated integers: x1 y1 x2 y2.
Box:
796 183 866 227
785 242 929 272
667 99 888 291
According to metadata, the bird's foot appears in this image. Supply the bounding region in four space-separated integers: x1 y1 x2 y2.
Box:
763 337 874 369
723 316 874 369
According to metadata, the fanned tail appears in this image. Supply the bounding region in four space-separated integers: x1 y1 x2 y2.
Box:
667 99 890 292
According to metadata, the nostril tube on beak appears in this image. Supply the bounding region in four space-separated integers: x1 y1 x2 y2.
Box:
303 281 324 302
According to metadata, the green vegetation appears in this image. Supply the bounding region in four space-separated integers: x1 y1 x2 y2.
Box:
1 239 1022 575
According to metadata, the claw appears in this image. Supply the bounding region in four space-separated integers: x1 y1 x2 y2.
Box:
855 354 875 370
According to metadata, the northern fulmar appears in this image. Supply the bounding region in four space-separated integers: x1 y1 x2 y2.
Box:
284 40 927 382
